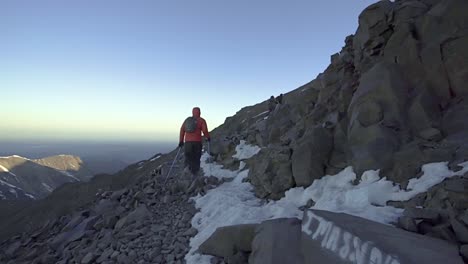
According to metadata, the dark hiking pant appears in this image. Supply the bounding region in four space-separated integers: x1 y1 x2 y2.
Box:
184 141 202 175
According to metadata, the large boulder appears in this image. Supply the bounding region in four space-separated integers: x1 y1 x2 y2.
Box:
347 62 409 175
301 210 464 264
407 90 442 137
442 36 468 97
265 104 298 144
198 224 258 258
291 127 333 187
249 218 303 264
248 146 294 199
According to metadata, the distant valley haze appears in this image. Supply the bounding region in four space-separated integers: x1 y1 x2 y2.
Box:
0 140 174 174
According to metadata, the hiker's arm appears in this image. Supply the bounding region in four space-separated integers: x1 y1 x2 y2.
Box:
202 119 210 140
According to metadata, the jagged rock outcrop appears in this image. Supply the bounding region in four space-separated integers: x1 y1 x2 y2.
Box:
208 0 468 201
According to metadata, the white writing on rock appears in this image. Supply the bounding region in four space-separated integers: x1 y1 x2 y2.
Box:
302 211 401 264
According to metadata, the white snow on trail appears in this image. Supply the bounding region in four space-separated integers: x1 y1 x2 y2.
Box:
232 140 261 160
184 142 468 264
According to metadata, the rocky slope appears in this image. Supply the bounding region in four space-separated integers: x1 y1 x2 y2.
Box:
0 155 93 200
210 0 468 201
0 0 468 263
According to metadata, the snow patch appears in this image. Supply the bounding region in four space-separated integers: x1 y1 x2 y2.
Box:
60 171 80 181
150 155 161 162
0 179 21 189
232 140 261 160
0 155 30 160
184 144 468 263
0 165 8 172
42 183 53 192
252 110 269 119
8 188 18 198
25 193 36 199
200 154 245 180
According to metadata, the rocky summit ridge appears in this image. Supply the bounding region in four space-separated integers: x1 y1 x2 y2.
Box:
1 0 468 263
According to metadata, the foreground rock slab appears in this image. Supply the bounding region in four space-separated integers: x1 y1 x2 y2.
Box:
301 209 464 264
249 218 303 264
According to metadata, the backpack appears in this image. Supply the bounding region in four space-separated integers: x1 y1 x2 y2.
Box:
184 117 198 133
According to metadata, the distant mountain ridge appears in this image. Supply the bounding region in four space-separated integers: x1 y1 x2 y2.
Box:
0 154 94 200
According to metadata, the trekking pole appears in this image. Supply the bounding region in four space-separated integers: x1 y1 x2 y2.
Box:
163 147 181 185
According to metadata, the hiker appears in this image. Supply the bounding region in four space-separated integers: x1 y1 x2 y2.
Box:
179 107 210 179
276 93 283 105
268 96 276 113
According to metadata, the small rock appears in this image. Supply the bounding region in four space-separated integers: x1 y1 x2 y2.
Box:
110 251 120 259
461 245 468 261
460 210 468 226
403 208 440 223
419 127 442 141
451 218 468 243
81 252 96 264
183 228 198 237
163 195 175 203
398 216 418 232
207 176 219 185
444 178 468 193
427 223 459 244
166 254 175 262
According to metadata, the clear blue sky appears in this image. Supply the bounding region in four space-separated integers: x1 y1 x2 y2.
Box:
1 0 376 142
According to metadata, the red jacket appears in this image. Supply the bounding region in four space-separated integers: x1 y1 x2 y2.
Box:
180 107 210 143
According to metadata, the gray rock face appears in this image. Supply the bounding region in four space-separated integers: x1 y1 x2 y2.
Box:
301 210 464 264
199 224 258 258
249 218 303 264
348 62 407 175
248 146 294 199
291 127 333 187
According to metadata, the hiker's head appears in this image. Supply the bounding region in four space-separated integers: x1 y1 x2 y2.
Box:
192 107 201 117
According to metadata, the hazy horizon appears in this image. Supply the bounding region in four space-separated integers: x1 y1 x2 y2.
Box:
0 139 175 174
